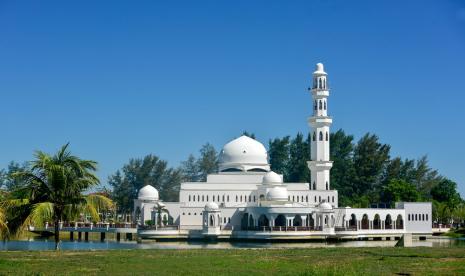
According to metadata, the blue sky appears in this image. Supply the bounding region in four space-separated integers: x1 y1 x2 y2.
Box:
1 0 464 196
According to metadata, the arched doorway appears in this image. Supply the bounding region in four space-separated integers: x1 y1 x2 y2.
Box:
385 214 392 229
308 214 315 228
275 215 286 227
258 215 269 227
396 215 403 229
249 215 254 229
293 215 302 227
361 214 369 229
349 214 357 229
241 213 249 230
373 214 381 229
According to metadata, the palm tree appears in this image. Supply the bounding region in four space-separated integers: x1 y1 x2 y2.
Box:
9 143 102 250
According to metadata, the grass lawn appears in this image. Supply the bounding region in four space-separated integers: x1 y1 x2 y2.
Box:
0 247 464 275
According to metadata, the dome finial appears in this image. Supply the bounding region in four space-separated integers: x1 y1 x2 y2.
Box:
316 63 324 72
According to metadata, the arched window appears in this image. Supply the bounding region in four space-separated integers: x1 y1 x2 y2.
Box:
422 214 425 221
332 196 334 202
236 195 238 202
240 195 242 202
408 214 410 221
312 182 316 190
319 131 323 141
202 195 204 201
313 132 316 141
306 195 308 202
314 100 317 110
223 195 225 202
319 196 321 202
426 214 429 221
292 196 295 202
326 132 329 141
415 214 418 221
197 195 200 201
319 78 322 89
326 181 329 190
314 196 317 202
227 195 230 202
206 195 209 202
253 196 256 202
319 100 322 110
324 100 327 110
193 195 196 202
189 195 191 201
297 196 299 202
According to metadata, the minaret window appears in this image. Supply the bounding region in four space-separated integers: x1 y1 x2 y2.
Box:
312 132 316 141
312 182 316 190
319 78 322 89
326 181 329 190
319 131 323 141
314 100 317 110
326 132 329 141
319 100 322 110
324 101 327 110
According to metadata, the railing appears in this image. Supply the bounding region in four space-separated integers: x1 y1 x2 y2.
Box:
245 226 321 232
41 222 137 230
138 225 179 231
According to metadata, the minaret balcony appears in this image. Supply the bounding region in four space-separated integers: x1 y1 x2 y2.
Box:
307 161 333 170
311 89 330 97
308 117 332 127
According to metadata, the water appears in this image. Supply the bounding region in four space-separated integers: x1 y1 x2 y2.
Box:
1 237 464 251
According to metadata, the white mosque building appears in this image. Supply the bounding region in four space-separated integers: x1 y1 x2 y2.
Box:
134 63 432 240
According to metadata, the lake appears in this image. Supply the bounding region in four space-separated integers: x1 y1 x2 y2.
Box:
1 237 464 251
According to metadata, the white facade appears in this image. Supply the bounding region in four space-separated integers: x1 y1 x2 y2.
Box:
135 63 432 240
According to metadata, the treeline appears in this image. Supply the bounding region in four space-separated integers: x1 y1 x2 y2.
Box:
1 130 463 224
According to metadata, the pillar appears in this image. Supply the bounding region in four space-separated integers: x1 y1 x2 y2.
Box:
69 231 74 241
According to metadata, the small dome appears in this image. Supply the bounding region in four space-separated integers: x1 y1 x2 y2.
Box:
204 202 219 211
313 62 327 75
219 136 270 172
138 185 159 201
266 186 288 201
262 171 283 185
319 202 332 210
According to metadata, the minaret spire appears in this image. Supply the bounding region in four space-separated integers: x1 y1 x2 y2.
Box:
308 63 333 191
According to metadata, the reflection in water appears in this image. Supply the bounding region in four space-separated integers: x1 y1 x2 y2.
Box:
1 237 464 251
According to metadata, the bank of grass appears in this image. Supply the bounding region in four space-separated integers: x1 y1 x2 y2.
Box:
0 247 464 275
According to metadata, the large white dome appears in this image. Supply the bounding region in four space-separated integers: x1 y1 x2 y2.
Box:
219 135 270 173
204 202 219 211
138 185 159 201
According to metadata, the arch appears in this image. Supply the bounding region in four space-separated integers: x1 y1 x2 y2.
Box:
373 214 381 229
223 195 225 202
306 195 308 202
293 215 303 226
313 132 316 141
313 182 316 190
247 168 268 172
422 214 425 221
241 213 249 230
236 195 238 202
188 195 191 202
197 195 200 201
227 195 230 202
275 214 286 227
319 131 323 141
249 215 254 229
319 78 322 89
209 215 214 226
324 215 328 225
361 214 369 229
202 195 204 202
309 214 315 228
319 100 322 110
314 100 318 110
326 132 329 141
326 181 329 190
324 100 327 110
258 214 269 227
349 214 357 228
259 194 265 201
396 215 404 229
221 168 243 172
385 214 393 229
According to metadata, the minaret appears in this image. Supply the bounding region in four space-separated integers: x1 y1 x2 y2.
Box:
307 63 333 191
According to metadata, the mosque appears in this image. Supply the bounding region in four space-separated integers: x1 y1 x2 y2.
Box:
134 63 432 240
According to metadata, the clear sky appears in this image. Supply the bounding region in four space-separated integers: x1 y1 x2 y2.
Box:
1 0 464 196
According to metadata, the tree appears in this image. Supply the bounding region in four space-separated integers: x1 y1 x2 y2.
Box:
287 133 310 183
353 133 391 201
180 154 199 182
242 131 256 139
268 136 290 178
108 154 181 216
381 179 421 206
197 144 218 181
431 179 461 207
0 161 26 192
329 130 356 206
8 143 103 250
